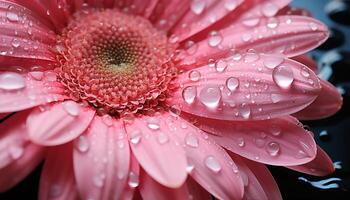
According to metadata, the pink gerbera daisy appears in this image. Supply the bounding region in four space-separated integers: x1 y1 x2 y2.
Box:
0 0 343 199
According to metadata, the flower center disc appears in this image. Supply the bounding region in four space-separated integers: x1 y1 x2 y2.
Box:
55 9 178 117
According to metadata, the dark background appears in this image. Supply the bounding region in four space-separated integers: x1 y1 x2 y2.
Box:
1 0 350 199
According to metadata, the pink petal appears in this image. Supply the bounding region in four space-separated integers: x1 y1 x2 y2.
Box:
172 53 321 121
0 72 67 113
294 79 343 120
0 111 44 191
125 113 187 188
39 143 79 200
166 114 244 200
73 116 130 200
27 101 95 146
169 0 245 39
178 16 328 68
139 172 190 200
116 0 158 18
287 146 335 176
149 0 190 32
187 114 317 166
186 177 212 200
292 55 319 73
120 153 140 200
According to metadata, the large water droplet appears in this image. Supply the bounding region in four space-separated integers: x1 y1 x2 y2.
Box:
185 133 199 148
130 130 142 144
215 60 228 72
62 101 80 116
147 117 160 130
240 105 251 119
182 86 197 104
266 142 280 156
128 172 139 188
272 65 294 89
0 72 26 91
6 11 19 22
75 136 90 153
189 70 201 82
191 0 206 15
199 86 222 108
226 77 239 92
204 156 222 173
208 31 223 47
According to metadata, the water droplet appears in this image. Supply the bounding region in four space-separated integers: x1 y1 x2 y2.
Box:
75 136 90 153
62 101 80 116
267 17 279 29
186 160 195 173
226 77 239 92
242 33 252 42
262 2 279 17
224 0 237 11
215 60 228 72
242 17 260 27
255 138 265 148
8 145 24 160
272 65 294 89
271 93 283 103
128 172 139 188
189 70 201 82
263 56 284 69
309 22 318 31
182 86 197 104
244 50 259 63
237 137 245 147
191 0 206 15
0 72 26 91
240 105 251 119
157 132 169 144
185 40 198 55
270 126 282 136
266 142 280 156
199 86 222 108
295 141 313 159
208 31 223 47
300 67 310 78
93 174 105 188
6 11 19 22
11 38 20 48
185 133 199 148
29 71 44 81
130 130 142 145
204 156 222 173
146 118 160 131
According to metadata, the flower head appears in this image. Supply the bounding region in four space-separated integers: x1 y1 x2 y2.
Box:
0 0 342 200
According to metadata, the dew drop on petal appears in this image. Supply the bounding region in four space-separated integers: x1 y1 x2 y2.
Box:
204 156 222 173
242 17 260 27
8 145 24 160
266 142 280 156
191 0 206 15
224 0 238 11
157 132 169 144
186 160 195 173
215 60 228 72
262 2 279 17
62 101 80 116
199 86 222 108
270 126 282 136
182 86 197 104
0 72 26 91
11 38 20 48
309 22 318 31
6 11 19 22
237 137 245 147
226 77 239 92
128 172 139 188
130 130 142 144
29 71 44 81
208 31 223 47
185 133 199 148
272 65 294 89
240 105 251 119
189 70 201 82
75 135 90 153
263 56 284 69
301 67 311 78
267 17 279 29
244 50 259 63
147 117 160 130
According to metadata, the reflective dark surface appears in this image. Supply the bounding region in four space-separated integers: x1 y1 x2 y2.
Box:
1 0 350 199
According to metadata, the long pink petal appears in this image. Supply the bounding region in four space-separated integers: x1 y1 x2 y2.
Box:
39 143 79 200
0 72 67 113
287 146 335 176
27 101 95 146
172 53 321 121
120 153 140 200
165 114 244 200
294 79 343 120
139 172 190 200
186 114 317 166
229 153 269 200
0 111 44 191
125 113 187 188
186 177 212 200
242 157 282 200
178 16 328 68
73 116 130 200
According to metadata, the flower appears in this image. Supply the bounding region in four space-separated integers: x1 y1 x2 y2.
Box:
0 0 343 199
